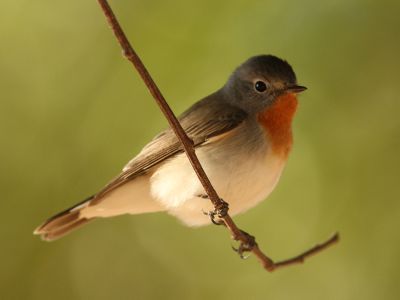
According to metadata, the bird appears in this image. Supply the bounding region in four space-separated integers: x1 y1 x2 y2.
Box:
34 54 306 241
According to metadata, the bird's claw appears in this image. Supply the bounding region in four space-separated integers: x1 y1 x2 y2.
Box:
203 209 225 225
232 230 256 259
232 245 250 259
203 198 229 226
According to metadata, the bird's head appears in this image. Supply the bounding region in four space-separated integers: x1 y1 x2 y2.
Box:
224 55 306 113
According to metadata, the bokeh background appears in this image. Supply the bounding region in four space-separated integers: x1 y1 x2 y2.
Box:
1 0 400 299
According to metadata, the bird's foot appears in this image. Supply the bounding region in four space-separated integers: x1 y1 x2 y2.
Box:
202 198 229 226
232 230 257 259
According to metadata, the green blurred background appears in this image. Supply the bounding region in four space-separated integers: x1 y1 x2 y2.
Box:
1 0 400 299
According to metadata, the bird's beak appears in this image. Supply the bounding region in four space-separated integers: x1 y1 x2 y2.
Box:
286 85 307 94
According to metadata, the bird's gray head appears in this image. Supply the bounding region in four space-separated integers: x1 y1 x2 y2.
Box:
223 55 306 113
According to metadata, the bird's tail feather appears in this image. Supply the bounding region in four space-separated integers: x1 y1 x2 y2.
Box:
34 195 94 241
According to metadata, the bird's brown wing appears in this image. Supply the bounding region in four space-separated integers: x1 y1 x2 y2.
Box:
91 94 247 203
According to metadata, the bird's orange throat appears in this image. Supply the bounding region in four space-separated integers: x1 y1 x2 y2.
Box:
257 93 298 157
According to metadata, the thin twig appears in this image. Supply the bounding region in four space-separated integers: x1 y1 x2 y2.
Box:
96 0 339 272
96 0 222 208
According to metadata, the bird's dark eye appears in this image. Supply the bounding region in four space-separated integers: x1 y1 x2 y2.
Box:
254 81 267 93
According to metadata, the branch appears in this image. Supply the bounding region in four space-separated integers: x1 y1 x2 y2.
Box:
96 0 339 272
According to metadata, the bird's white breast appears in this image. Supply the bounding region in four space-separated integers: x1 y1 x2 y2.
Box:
150 134 287 226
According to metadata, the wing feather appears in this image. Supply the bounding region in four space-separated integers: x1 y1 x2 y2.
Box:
91 92 247 203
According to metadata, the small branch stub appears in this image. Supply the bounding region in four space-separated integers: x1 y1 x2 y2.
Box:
96 0 339 272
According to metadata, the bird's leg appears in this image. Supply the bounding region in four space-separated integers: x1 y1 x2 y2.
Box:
200 195 229 226
199 196 256 258
232 230 257 259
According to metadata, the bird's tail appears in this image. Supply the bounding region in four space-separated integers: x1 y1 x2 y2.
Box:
33 196 95 241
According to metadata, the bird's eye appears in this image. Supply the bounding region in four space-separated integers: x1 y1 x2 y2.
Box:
254 81 267 93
